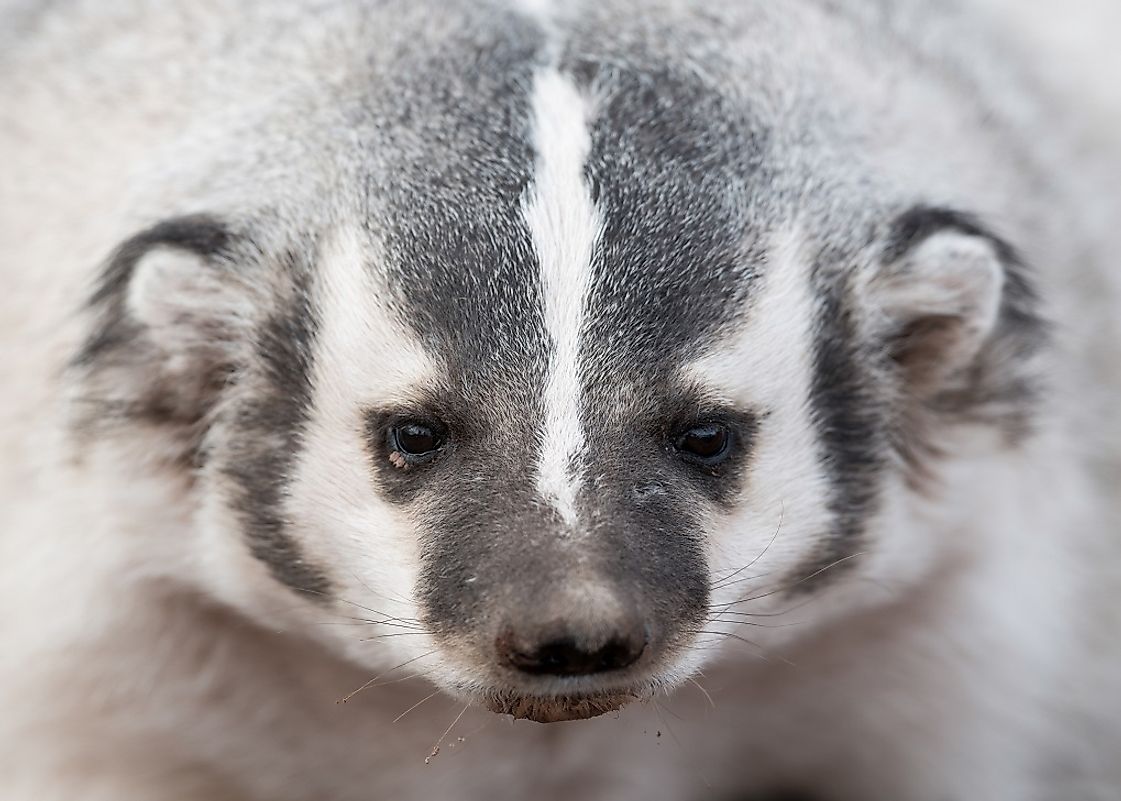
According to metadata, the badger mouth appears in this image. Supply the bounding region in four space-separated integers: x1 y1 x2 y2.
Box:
483 690 638 723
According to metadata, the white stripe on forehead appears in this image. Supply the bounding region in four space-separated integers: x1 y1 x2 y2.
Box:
523 68 603 526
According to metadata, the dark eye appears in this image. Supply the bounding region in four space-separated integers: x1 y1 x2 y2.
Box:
673 423 733 466
388 421 446 464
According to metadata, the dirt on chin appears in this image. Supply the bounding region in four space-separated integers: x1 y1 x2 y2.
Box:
485 692 637 723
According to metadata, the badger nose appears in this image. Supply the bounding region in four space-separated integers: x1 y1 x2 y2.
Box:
498 630 646 676
495 591 648 677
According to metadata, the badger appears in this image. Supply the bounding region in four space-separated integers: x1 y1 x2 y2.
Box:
1 1 1119 799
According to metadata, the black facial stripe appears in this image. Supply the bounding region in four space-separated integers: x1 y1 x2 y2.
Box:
793 255 890 593
574 58 769 382
364 399 475 506
566 55 769 547
375 21 744 656
72 216 331 597
364 10 565 636
367 14 555 578
373 11 549 396
222 254 332 599
655 392 763 507
792 205 1048 592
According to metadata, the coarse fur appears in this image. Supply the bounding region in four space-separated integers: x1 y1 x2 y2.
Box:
1 1 1119 800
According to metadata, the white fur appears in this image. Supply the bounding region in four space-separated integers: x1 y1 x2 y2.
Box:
1 2 1119 800
196 228 442 672
523 68 603 526
686 227 838 624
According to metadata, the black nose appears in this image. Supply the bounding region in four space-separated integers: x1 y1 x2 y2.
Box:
496 619 647 677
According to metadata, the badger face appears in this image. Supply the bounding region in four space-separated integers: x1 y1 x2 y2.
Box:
69 6 1046 723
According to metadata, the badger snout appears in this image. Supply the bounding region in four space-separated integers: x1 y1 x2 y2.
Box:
457 582 654 722
415 494 709 723
494 588 648 677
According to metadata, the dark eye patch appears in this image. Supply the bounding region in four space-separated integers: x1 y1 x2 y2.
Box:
653 394 764 491
364 404 459 484
673 422 733 465
389 421 446 462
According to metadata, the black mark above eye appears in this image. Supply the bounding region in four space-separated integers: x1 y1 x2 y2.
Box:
672 422 734 466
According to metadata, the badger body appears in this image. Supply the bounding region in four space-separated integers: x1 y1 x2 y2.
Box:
1 1 1119 800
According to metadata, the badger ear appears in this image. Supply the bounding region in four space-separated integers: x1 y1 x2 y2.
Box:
70 216 257 464
126 246 255 352
872 229 1004 393
866 208 1048 459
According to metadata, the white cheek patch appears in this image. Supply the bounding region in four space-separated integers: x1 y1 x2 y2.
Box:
522 68 604 526
686 229 834 605
285 229 437 663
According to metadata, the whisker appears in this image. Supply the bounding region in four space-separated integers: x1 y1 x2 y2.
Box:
784 551 868 589
709 502 786 591
711 551 868 614
691 629 766 651
393 690 441 724
702 600 815 616
261 576 421 627
687 677 716 710
337 650 438 704
692 629 798 668
437 715 500 758
702 615 805 629
358 630 429 642
359 666 443 691
259 602 424 628
316 618 425 631
425 703 472 765
345 569 418 616
656 688 687 721
709 572 770 593
296 587 422 625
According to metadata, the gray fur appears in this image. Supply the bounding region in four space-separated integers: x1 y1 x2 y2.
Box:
2 1 1119 799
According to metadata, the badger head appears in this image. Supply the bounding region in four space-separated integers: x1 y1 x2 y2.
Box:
68 4 1047 724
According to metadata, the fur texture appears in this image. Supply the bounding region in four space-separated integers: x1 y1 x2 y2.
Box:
1 1 1119 800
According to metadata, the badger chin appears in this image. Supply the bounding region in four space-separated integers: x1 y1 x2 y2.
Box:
484 691 637 723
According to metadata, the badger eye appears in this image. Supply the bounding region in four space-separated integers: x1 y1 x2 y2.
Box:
389 422 446 461
673 423 732 465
